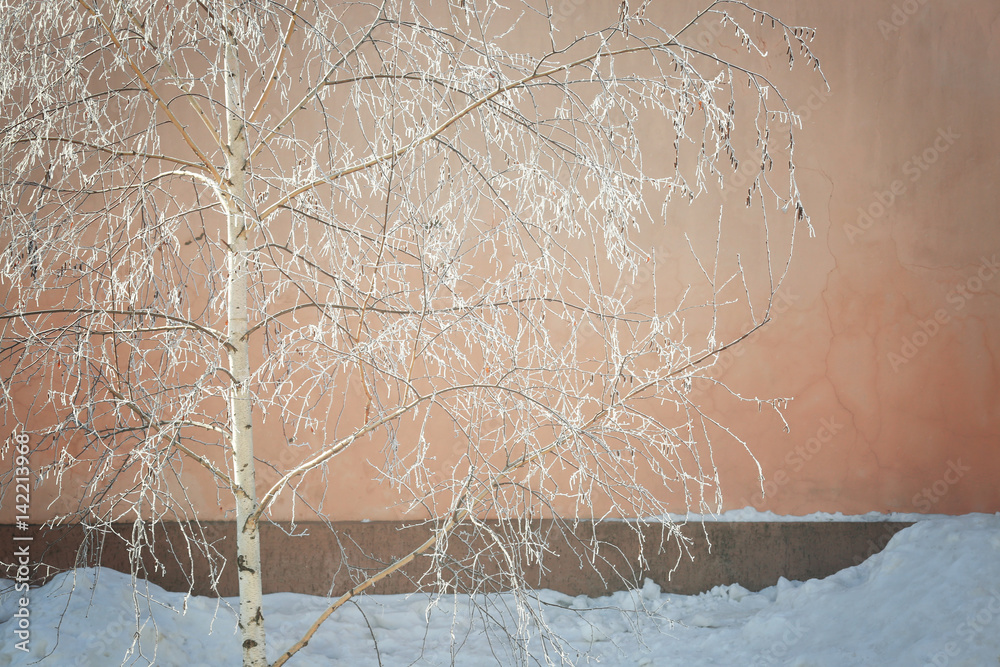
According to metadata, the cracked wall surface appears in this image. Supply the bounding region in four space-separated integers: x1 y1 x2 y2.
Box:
714 0 1000 514
2 0 997 521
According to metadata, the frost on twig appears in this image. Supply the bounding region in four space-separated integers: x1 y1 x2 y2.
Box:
0 0 822 664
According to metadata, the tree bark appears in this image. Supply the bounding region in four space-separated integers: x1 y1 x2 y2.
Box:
223 13 267 667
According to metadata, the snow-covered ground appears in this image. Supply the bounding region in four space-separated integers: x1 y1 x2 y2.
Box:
656 507 957 522
2 514 999 666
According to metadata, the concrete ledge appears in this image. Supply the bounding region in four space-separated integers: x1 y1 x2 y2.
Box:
0 520 912 598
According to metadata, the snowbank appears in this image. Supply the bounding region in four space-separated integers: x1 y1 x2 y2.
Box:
658 507 955 522
1 514 998 666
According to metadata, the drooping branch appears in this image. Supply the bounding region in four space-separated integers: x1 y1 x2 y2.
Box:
247 0 307 124
0 3 823 665
269 323 771 665
103 384 241 497
0 309 229 348
9 137 208 170
116 3 226 152
255 32 795 220
248 0 390 162
75 0 223 181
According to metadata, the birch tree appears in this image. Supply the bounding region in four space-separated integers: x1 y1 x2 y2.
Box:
0 0 823 664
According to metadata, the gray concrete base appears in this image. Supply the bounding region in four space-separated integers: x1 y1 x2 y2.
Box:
0 520 912 598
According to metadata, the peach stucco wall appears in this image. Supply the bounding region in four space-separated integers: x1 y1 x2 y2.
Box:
706 0 1000 514
534 0 999 517
3 1 998 521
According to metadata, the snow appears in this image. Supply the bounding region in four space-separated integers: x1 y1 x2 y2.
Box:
657 507 956 522
2 514 999 666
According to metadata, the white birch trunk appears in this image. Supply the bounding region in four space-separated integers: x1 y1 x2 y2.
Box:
223 16 267 667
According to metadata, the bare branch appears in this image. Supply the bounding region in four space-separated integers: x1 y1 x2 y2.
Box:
75 0 223 181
